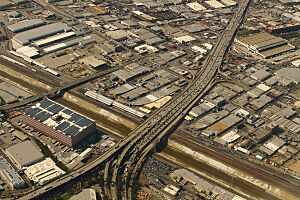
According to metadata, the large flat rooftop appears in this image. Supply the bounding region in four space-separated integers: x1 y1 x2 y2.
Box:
237 32 288 50
13 23 72 45
24 98 95 137
7 19 45 33
6 140 44 168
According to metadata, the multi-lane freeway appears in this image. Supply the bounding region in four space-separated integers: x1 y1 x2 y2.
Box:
103 0 252 199
17 0 252 199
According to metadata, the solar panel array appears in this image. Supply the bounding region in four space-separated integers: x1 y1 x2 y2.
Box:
24 99 94 137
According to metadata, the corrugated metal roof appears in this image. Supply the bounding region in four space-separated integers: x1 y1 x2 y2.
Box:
13 23 72 45
7 19 45 33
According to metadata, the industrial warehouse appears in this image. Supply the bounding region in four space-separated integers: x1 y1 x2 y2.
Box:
234 32 295 59
5 140 44 169
21 99 96 147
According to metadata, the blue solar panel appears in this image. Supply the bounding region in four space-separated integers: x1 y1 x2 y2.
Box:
62 109 73 115
25 107 42 117
64 125 80 136
39 99 53 109
38 113 52 122
56 121 70 132
69 113 81 123
24 108 33 115
76 118 92 127
47 104 64 114
35 111 48 121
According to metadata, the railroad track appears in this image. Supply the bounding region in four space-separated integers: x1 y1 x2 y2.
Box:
171 134 300 195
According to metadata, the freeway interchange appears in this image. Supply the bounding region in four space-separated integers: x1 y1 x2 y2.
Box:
104 0 251 199
18 0 251 199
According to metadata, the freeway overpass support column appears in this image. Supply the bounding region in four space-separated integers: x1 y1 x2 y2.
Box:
153 135 169 153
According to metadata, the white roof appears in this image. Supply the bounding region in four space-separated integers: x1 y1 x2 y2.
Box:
291 59 300 67
163 186 178 196
221 0 237 6
24 158 65 185
34 31 76 47
186 2 206 11
203 43 213 50
220 130 241 143
146 94 158 102
205 0 225 8
256 83 271 92
264 143 279 152
192 46 208 54
174 35 196 43
16 46 39 58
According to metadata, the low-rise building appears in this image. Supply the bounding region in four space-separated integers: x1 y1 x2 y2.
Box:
6 140 44 169
0 154 25 189
80 56 107 69
24 158 65 185
7 19 45 33
234 32 295 59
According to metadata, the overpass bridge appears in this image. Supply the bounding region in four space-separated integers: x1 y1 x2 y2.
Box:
102 0 253 199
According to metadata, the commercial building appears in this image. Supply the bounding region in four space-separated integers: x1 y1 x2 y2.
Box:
33 31 76 47
16 46 40 58
0 81 33 103
174 35 196 44
80 56 107 69
13 23 72 45
266 24 300 35
24 158 65 185
204 114 242 136
6 141 44 169
86 6 108 15
42 40 77 54
112 63 151 82
42 36 91 54
205 0 226 8
171 168 215 193
22 98 96 147
163 185 180 196
275 67 300 84
131 11 157 22
259 137 286 156
0 154 25 189
7 19 45 33
0 0 12 10
221 0 237 6
70 188 97 200
234 32 295 59
250 69 271 81
186 2 206 11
